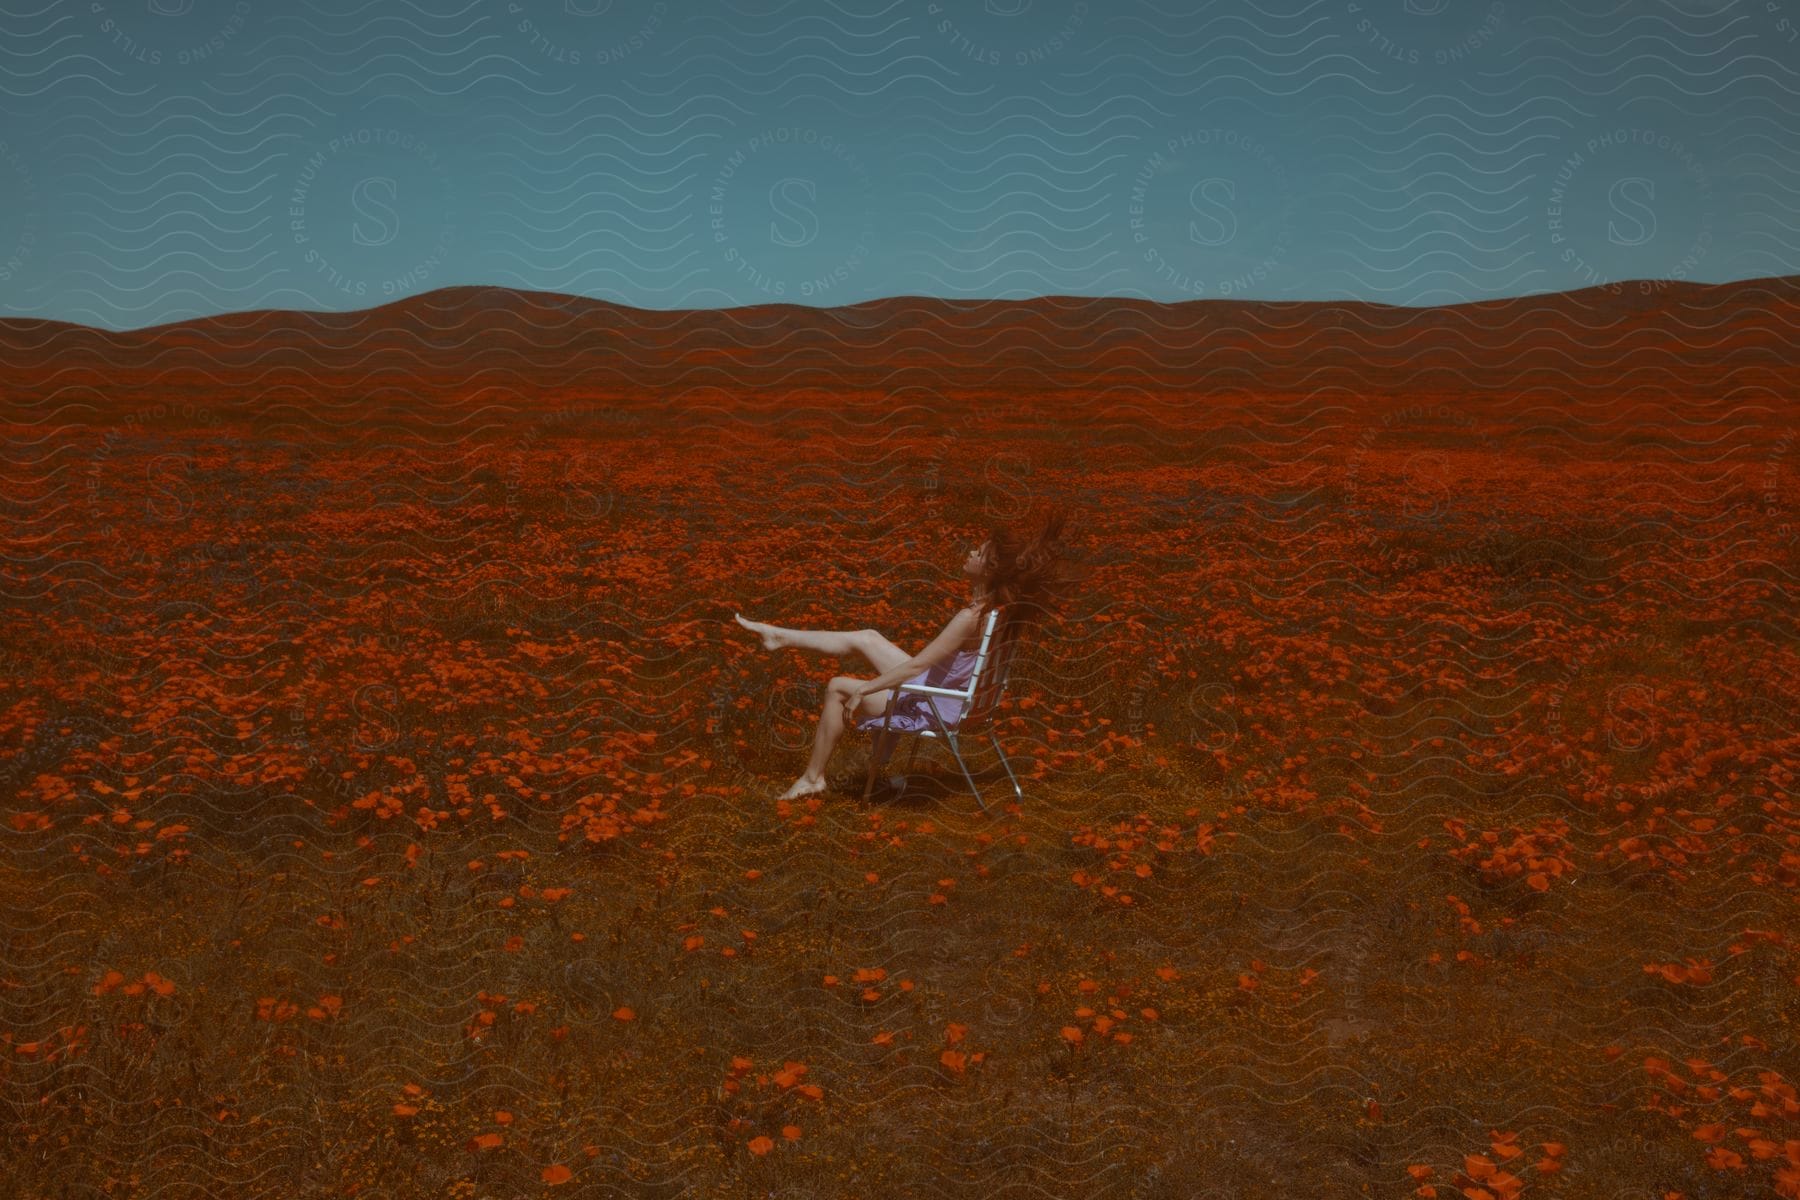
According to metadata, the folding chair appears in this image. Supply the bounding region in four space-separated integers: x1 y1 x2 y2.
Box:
856 605 1027 811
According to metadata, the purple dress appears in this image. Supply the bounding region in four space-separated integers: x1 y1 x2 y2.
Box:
857 647 980 734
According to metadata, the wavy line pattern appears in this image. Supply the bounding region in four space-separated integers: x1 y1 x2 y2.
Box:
3 278 1799 1197
4 3 1800 1199
0 1 1797 324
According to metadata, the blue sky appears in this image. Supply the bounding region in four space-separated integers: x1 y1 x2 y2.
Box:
0 0 1795 328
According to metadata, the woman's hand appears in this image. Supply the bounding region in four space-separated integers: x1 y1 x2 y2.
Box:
842 684 868 724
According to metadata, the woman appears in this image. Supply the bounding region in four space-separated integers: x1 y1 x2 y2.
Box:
735 506 1085 800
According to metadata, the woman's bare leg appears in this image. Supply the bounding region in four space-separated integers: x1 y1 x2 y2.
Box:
775 675 889 799
735 616 911 676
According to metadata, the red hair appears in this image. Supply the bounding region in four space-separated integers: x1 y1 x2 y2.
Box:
972 504 1087 644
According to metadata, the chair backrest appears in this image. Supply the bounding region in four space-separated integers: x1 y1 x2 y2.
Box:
957 605 1024 733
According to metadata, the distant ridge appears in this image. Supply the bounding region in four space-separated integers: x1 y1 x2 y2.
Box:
3 277 1797 397
7 276 1796 340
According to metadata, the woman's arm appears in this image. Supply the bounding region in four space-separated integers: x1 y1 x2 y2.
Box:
855 607 980 700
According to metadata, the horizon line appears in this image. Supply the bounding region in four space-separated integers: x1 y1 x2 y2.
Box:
6 273 1792 338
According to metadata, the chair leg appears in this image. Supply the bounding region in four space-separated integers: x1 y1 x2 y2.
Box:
921 704 983 811
863 729 897 803
880 736 935 799
988 731 1023 804
944 734 986 812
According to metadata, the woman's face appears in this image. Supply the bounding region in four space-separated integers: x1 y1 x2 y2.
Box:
963 539 994 580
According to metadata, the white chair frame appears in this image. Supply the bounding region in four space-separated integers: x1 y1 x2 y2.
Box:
859 605 1025 811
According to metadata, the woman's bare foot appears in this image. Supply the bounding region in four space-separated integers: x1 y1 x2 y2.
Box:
775 772 829 801
734 612 783 652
